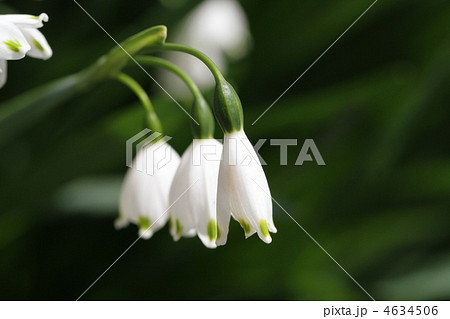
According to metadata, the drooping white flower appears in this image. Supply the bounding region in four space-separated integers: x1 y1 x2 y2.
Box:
161 0 251 95
216 130 277 245
116 140 181 239
169 139 223 248
0 13 52 88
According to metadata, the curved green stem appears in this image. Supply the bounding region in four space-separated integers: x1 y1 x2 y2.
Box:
144 42 242 134
116 72 162 133
116 73 152 113
134 55 215 139
135 55 203 99
147 43 224 83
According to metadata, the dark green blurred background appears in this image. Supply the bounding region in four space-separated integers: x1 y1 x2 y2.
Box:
1 0 449 300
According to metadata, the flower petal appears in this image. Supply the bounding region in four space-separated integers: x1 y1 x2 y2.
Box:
215 175 231 246
0 13 49 29
216 139 233 246
21 28 52 60
0 60 7 89
114 217 129 230
138 142 180 236
118 159 144 226
169 143 196 241
191 139 222 248
0 21 31 60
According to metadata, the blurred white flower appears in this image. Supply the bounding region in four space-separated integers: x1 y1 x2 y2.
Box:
116 140 181 239
0 13 52 88
169 138 223 248
216 130 277 246
162 0 251 94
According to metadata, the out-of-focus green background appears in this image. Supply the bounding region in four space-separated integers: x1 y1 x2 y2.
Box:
1 0 449 300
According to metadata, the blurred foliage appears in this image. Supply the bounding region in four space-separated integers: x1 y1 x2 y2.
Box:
0 0 449 300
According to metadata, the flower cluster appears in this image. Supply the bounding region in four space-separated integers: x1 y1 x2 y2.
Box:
116 54 276 248
118 130 276 248
0 13 52 88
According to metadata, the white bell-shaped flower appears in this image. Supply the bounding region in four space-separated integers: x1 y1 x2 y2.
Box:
0 13 52 88
169 139 223 248
116 140 181 239
216 130 277 245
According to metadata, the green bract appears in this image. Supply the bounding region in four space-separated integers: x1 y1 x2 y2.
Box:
213 79 243 133
190 96 215 139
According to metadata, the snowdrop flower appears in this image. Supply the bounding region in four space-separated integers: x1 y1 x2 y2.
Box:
169 138 223 248
116 140 181 239
216 130 277 245
213 79 277 245
0 13 52 88
161 0 251 94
